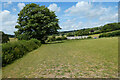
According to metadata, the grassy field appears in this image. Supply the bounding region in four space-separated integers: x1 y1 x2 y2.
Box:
89 34 100 38
2 37 118 78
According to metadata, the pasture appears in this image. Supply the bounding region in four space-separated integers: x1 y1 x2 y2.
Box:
2 37 118 78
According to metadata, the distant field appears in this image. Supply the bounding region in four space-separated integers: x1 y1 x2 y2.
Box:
90 34 100 38
9 38 18 42
90 30 120 38
2 37 118 78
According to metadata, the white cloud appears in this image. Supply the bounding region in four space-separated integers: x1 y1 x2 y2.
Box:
0 10 17 34
60 12 118 31
18 3 25 10
60 19 106 31
7 1 12 5
60 15 118 31
0 10 10 22
61 1 118 31
99 13 118 22
65 1 92 14
60 18 83 31
65 1 114 19
4 1 12 7
12 8 17 12
48 3 61 13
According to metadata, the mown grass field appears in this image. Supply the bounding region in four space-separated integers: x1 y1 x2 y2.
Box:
2 37 118 78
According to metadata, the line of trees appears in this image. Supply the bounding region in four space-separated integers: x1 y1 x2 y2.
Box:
64 22 120 36
99 30 120 38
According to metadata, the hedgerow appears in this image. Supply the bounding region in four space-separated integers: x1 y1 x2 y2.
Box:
46 36 67 42
2 39 41 67
99 30 120 38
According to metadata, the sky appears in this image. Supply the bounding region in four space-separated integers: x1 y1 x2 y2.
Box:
0 1 118 35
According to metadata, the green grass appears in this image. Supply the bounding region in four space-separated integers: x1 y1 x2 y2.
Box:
90 34 100 38
2 37 118 78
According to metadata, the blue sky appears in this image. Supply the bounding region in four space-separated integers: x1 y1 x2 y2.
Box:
0 1 118 34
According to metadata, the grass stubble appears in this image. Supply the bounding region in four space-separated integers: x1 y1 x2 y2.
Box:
2 37 118 78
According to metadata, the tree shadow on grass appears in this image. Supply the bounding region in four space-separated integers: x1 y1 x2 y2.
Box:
45 41 64 44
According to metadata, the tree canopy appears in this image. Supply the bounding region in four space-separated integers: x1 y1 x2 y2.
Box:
15 3 61 43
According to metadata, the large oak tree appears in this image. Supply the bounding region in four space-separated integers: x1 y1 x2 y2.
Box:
15 3 60 43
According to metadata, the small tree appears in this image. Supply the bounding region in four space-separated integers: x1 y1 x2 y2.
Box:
1 31 10 43
15 3 61 43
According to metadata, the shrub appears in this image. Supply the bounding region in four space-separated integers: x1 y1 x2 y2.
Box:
54 36 67 41
46 36 56 42
67 33 75 37
2 39 41 67
61 36 67 40
87 36 92 39
46 36 67 42
93 31 101 34
51 35 56 41
56 37 62 41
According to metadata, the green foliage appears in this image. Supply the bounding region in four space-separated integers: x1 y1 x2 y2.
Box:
67 33 75 37
56 37 62 40
87 36 92 39
46 35 56 42
51 35 56 41
46 36 67 42
55 36 67 41
15 3 61 43
61 36 67 40
99 30 120 38
75 29 90 36
1 31 10 43
2 39 41 67
100 23 120 32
